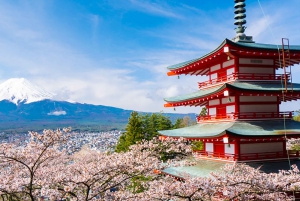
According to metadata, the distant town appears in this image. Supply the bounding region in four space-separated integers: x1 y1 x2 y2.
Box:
0 130 123 153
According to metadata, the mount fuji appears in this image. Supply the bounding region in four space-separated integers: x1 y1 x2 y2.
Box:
0 78 195 133
0 78 55 104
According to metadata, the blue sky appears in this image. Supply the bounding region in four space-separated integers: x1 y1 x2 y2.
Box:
0 0 300 113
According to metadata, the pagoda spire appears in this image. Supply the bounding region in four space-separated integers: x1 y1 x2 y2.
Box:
234 0 247 34
232 0 254 43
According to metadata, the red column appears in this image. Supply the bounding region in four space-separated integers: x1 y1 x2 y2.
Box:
234 138 240 161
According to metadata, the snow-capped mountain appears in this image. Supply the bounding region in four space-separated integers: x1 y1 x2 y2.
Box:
0 78 55 105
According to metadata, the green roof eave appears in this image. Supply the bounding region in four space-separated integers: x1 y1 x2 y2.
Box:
231 40 300 51
164 81 300 104
163 159 229 178
159 122 233 138
167 39 228 70
228 81 300 92
227 120 300 136
159 120 300 138
164 84 226 103
166 39 300 71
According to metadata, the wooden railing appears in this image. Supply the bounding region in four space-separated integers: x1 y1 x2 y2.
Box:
198 73 290 89
238 111 293 119
197 111 293 122
193 150 300 161
193 151 237 160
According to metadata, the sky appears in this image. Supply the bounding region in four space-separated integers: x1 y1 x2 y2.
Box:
0 0 300 113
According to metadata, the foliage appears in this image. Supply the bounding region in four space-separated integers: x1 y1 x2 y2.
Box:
191 141 204 151
0 129 192 201
0 128 70 201
287 138 300 151
2 129 300 200
173 116 197 129
115 112 174 152
199 106 208 116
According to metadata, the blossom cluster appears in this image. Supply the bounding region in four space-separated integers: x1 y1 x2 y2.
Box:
1 129 300 201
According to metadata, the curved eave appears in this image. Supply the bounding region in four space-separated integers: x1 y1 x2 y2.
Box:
227 81 300 102
226 120 300 137
159 122 232 138
159 120 300 139
227 81 300 92
164 81 300 108
166 39 300 76
229 40 300 51
166 39 228 76
164 84 227 107
227 40 300 68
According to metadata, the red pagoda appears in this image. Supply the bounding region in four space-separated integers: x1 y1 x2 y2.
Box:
159 0 300 162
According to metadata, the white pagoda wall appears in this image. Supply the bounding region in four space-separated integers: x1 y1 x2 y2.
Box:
239 96 278 113
239 67 274 74
240 96 277 102
225 144 235 154
208 97 236 116
240 142 283 154
240 104 277 113
205 143 214 152
239 58 274 65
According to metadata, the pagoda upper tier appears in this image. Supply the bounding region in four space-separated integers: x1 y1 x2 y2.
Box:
164 81 300 107
167 39 300 77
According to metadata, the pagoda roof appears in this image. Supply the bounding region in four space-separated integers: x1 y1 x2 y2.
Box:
159 119 300 138
164 81 300 104
167 39 300 75
163 159 300 178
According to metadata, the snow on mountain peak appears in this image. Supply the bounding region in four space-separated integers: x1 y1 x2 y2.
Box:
0 78 55 105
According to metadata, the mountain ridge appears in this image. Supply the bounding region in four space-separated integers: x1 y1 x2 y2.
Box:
0 78 196 133
0 99 196 133
0 78 55 105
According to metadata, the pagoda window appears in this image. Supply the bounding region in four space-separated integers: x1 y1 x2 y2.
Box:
223 59 235 68
226 105 235 114
210 73 217 83
225 143 235 155
222 96 235 104
209 99 220 106
239 67 274 74
227 68 235 80
240 142 283 154
239 58 274 65
209 107 216 116
240 104 277 113
210 64 221 72
239 96 277 102
205 142 214 152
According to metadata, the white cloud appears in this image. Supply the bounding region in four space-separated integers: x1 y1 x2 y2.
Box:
47 111 67 116
1 0 300 115
129 0 182 19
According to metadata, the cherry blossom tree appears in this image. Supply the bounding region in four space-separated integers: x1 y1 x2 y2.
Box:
1 128 300 201
54 137 193 201
0 128 70 201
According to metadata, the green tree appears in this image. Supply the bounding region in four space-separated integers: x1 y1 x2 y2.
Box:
199 106 208 116
181 116 197 127
115 111 143 152
116 112 174 152
173 118 184 129
191 141 204 151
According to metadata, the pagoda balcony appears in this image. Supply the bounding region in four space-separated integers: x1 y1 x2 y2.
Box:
198 73 290 89
197 111 293 122
193 150 300 161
